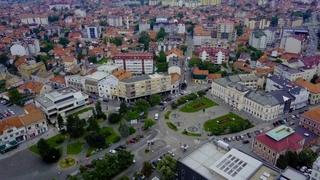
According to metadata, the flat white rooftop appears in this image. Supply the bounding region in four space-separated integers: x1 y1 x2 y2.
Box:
180 143 227 180
210 148 263 180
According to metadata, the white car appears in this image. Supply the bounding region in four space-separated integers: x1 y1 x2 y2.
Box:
109 149 117 154
154 113 159 120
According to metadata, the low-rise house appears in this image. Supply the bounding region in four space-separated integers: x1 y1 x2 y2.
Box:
18 81 51 95
15 57 47 80
0 104 48 145
274 64 315 81
192 67 208 83
49 75 66 89
252 125 304 165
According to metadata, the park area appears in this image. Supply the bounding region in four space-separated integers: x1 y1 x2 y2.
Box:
180 97 217 113
204 113 253 135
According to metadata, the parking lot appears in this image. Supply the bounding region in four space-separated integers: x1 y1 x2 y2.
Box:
0 98 25 120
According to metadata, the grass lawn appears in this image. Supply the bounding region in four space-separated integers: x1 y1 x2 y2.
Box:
73 107 94 116
29 134 66 154
204 113 253 135
67 141 84 155
180 97 217 113
182 130 201 137
167 122 178 131
59 157 76 169
100 127 121 144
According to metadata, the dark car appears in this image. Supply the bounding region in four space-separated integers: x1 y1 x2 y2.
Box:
242 140 250 144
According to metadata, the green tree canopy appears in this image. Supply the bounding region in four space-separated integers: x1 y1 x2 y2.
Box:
59 37 70 47
85 132 106 148
138 31 151 51
118 120 131 138
133 99 150 113
66 115 85 138
149 94 161 106
156 27 167 41
8 88 23 106
108 113 122 124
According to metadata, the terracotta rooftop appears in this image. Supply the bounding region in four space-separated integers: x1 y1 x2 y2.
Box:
295 78 320 94
18 81 44 95
302 107 320 123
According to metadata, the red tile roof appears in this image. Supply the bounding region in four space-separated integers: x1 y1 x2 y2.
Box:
256 132 304 153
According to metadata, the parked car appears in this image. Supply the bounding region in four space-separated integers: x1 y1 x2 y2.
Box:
242 140 250 144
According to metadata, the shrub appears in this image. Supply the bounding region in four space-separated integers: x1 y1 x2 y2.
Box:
166 122 178 131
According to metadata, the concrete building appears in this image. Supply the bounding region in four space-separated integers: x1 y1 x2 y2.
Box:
274 64 315 82
310 156 320 180
107 16 123 27
244 91 283 121
10 38 40 56
35 87 89 118
194 47 229 64
17 60 47 80
178 142 279 180
97 75 119 100
249 30 267 50
113 53 154 74
193 26 212 46
252 125 305 165
0 105 48 146
300 107 320 136
281 36 303 54
168 57 182 75
115 73 171 101
20 14 48 25
85 25 101 39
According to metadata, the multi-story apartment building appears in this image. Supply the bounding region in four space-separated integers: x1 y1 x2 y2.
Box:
295 78 320 104
249 30 267 50
113 53 154 74
252 125 304 165
35 87 89 119
0 105 48 146
20 14 48 25
300 107 320 136
115 74 171 101
98 75 119 100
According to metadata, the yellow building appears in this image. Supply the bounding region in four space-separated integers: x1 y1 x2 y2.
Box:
116 74 172 101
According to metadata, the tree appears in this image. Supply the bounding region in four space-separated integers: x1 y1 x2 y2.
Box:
118 120 131 137
95 101 106 119
235 24 244 36
276 154 288 169
271 16 278 27
179 45 187 54
188 57 201 67
149 94 161 106
57 114 64 130
311 74 319 84
110 37 123 46
141 161 153 177
157 155 177 180
87 117 100 132
133 99 150 113
117 150 134 170
298 149 317 168
0 53 9 65
85 132 106 148
88 56 97 64
143 119 156 130
108 113 122 124
41 41 54 53
48 15 59 23
37 139 61 163
66 115 85 138
157 51 166 63
59 37 70 47
119 102 128 115
176 12 184 19
138 31 151 51
8 88 23 106
156 27 167 41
